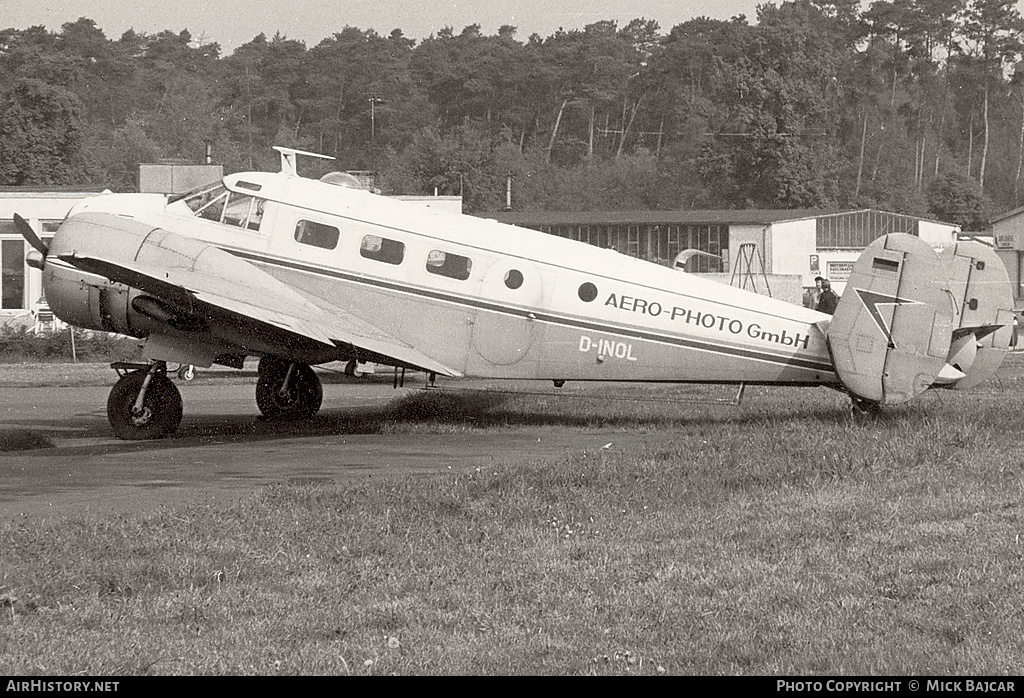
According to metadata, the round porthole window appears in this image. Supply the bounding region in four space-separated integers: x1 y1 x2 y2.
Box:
578 282 598 302
504 269 524 289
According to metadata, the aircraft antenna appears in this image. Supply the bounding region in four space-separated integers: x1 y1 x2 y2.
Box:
272 146 336 177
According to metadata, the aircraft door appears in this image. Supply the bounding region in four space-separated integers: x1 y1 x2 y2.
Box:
472 259 543 366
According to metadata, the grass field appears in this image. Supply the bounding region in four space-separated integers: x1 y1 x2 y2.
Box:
2 361 1023 675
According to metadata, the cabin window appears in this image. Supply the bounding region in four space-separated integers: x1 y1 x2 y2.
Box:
426 250 472 281
504 269 524 289
578 282 598 302
294 219 340 250
360 234 405 265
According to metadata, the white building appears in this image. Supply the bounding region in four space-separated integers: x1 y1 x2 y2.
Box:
0 188 105 329
990 206 1024 308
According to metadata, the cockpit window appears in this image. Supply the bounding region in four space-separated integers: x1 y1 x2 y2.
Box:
180 184 226 213
197 191 227 222
178 184 265 231
223 192 260 228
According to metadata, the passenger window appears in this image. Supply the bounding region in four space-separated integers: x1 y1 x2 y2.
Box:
294 220 340 250
426 249 472 281
504 269 524 289
360 234 405 265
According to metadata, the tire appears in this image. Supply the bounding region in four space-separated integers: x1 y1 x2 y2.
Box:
258 356 288 376
107 369 183 440
255 362 323 419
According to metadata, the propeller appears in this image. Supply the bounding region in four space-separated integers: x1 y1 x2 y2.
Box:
14 213 48 257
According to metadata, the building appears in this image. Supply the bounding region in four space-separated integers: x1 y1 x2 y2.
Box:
0 187 106 329
989 206 1024 308
486 208 959 304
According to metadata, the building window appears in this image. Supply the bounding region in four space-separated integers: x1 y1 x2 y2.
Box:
816 211 919 249
2 239 25 310
360 234 405 265
294 220 340 250
426 249 472 280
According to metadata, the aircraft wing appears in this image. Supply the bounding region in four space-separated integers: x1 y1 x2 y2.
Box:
58 252 462 377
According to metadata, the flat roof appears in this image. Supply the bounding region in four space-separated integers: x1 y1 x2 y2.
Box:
483 208 836 226
483 207 954 228
0 187 106 196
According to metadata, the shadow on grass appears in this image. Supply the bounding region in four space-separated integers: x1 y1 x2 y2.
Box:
0 429 55 452
1 382 911 459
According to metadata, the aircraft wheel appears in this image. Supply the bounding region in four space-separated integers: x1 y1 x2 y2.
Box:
256 362 323 419
258 356 288 376
107 369 183 440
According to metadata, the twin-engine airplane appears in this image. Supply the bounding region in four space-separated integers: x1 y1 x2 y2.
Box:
16 147 1016 439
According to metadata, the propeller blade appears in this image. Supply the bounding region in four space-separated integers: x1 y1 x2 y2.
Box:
14 214 48 257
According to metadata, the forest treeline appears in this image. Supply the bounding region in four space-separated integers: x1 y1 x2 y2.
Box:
2 0 1024 229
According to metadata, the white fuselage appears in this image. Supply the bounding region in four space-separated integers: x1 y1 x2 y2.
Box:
59 171 839 386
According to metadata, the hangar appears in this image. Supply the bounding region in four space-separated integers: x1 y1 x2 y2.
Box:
486 208 960 305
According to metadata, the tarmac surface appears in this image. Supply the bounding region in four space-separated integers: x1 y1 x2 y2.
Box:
0 367 644 522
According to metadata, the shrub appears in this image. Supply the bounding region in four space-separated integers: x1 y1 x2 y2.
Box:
0 325 142 363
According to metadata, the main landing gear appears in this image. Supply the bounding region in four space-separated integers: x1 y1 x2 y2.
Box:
107 362 183 440
105 358 324 439
255 357 323 420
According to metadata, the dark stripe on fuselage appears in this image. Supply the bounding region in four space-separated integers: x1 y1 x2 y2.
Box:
223 247 836 375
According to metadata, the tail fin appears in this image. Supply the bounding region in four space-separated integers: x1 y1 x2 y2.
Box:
933 240 1014 390
822 234 948 404
826 234 1014 405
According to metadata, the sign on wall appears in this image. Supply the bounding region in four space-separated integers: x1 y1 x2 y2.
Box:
827 261 855 282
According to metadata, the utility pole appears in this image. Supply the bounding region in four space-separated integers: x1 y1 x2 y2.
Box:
369 97 384 171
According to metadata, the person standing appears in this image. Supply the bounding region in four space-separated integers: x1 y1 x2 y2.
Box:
816 278 839 314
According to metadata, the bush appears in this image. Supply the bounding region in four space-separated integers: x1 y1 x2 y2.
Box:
0 325 142 363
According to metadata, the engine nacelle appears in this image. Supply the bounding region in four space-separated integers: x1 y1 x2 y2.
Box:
42 215 174 338
43 263 160 337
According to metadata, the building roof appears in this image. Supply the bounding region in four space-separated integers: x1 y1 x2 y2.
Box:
990 205 1024 224
483 208 836 226
482 208 944 227
0 186 106 196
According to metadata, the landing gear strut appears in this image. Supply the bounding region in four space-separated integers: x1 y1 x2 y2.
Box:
107 362 183 440
850 395 882 419
255 359 322 419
